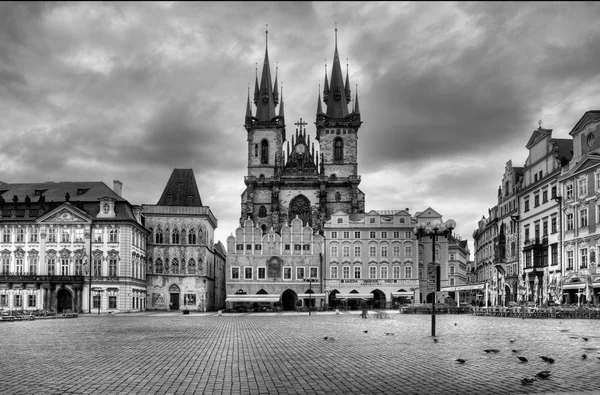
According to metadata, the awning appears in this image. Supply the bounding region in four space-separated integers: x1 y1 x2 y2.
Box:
225 295 280 303
297 293 327 298
441 283 485 292
563 283 585 290
335 294 374 299
391 292 413 297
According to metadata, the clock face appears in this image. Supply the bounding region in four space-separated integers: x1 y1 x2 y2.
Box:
103 203 110 214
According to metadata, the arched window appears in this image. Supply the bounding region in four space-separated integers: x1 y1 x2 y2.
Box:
188 230 196 245
261 139 269 164
334 138 343 161
172 229 180 244
335 192 341 202
289 195 311 227
258 205 267 217
155 229 164 244
155 258 163 274
261 224 267 233
171 258 179 274
188 259 196 274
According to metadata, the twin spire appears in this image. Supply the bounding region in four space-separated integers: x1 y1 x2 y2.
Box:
246 25 359 124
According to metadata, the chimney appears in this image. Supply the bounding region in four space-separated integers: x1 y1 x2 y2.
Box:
113 180 123 197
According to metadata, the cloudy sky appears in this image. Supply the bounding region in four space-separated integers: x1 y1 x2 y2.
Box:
2 2 600 254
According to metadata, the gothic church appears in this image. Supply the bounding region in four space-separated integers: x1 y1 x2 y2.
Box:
241 29 365 235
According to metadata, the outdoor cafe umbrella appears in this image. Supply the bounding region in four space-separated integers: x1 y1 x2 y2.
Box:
525 272 531 302
554 272 563 306
534 275 539 307
585 275 593 305
517 274 524 304
542 267 549 305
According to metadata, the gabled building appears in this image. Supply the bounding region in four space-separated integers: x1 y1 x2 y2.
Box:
142 169 224 312
558 111 600 304
518 124 572 300
0 181 148 313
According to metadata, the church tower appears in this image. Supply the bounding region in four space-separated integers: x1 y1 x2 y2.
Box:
315 27 363 215
241 27 364 235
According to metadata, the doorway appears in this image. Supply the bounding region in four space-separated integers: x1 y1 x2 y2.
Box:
281 289 297 311
57 288 73 312
169 284 180 310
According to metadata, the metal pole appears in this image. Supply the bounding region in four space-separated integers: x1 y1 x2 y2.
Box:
309 278 312 316
431 231 436 337
97 292 100 315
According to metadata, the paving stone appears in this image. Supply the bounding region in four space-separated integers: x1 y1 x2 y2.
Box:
1 312 599 394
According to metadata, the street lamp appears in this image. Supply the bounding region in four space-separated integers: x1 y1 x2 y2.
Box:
413 218 456 337
94 289 103 315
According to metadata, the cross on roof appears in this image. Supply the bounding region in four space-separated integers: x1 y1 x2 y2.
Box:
294 118 308 129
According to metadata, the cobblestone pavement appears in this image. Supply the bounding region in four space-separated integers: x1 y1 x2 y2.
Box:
2 311 600 395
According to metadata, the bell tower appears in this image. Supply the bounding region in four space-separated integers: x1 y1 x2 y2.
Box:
242 26 286 228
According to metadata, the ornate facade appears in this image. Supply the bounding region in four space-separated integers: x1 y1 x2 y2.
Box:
142 169 225 312
240 29 364 235
0 181 148 313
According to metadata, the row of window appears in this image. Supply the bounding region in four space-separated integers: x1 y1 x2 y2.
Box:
236 243 311 252
152 229 200 245
0 228 119 244
565 174 600 200
149 258 200 275
329 266 413 280
330 230 413 239
565 249 593 271
330 244 413 258
523 244 559 268
523 186 557 212
0 294 37 307
231 266 319 280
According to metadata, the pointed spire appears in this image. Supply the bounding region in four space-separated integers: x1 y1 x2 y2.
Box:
278 84 285 118
273 63 279 106
255 25 276 121
317 84 324 114
246 84 252 117
253 65 259 105
345 58 351 103
323 62 329 103
326 25 349 118
354 83 360 114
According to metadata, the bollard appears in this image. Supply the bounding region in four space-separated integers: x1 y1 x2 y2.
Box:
335 308 339 315
218 310 222 316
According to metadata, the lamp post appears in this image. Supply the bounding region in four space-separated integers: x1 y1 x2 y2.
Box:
308 277 316 315
414 218 456 337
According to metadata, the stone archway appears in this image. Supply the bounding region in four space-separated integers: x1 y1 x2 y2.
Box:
328 289 339 309
57 288 73 312
169 284 180 310
371 289 386 309
281 289 297 311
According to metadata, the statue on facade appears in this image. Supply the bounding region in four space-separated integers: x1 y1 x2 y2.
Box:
13 195 18 209
25 195 31 208
65 192 70 202
0 195 5 209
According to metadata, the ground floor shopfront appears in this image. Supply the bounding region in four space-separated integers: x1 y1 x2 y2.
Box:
0 274 85 313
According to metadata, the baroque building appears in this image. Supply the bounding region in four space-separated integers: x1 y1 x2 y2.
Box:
0 181 148 313
142 169 225 312
241 29 364 235
558 111 600 304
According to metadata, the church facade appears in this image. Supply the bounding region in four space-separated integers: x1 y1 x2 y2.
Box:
226 30 362 309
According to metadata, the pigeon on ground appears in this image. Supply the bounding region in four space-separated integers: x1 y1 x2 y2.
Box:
384 332 394 336
582 354 587 359
583 337 589 341
433 338 439 343
484 349 501 354
455 323 457 326
363 330 368 334
512 349 522 354
540 356 555 363
521 378 536 385
455 358 466 364
535 371 551 379
517 356 528 362
509 339 515 343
